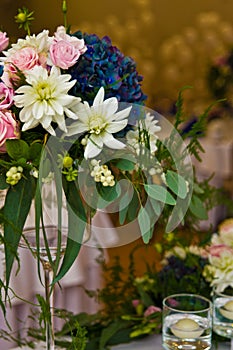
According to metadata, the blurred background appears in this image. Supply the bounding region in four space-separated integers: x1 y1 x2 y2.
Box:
1 0 233 113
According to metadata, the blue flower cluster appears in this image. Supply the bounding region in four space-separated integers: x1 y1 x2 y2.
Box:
69 32 147 105
157 254 211 299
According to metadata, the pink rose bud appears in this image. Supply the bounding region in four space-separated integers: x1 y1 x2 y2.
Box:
144 305 161 317
54 26 87 54
0 82 14 110
0 110 19 153
0 31 9 52
132 299 140 308
1 62 22 88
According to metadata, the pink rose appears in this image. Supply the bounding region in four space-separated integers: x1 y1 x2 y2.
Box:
0 31 9 52
1 63 21 88
0 82 14 109
50 40 82 69
144 305 161 317
9 47 40 72
0 110 19 153
208 244 233 257
54 26 87 54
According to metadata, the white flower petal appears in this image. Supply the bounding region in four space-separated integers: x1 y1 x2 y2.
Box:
84 138 103 159
106 120 128 134
102 133 126 149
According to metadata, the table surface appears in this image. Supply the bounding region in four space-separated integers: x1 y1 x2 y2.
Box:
12 334 231 349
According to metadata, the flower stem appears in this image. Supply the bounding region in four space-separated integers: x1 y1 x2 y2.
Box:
62 0 68 30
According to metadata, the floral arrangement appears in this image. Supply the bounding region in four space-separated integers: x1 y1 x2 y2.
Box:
51 217 233 349
0 5 226 349
0 3 152 294
0 2 218 295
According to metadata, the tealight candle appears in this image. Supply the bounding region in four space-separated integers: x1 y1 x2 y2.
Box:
220 300 233 320
171 317 204 338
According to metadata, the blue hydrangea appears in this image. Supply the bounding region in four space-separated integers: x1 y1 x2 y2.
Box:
68 32 147 105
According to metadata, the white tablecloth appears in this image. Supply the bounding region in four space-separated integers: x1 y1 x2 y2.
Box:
11 334 231 349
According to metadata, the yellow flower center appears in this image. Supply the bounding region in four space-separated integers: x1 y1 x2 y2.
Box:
36 82 52 101
89 115 107 135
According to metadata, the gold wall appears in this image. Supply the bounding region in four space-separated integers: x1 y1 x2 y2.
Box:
1 0 233 111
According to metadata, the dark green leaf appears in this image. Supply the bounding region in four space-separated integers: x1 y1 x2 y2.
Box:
3 174 35 288
54 178 87 284
0 175 9 190
29 143 43 165
53 202 85 285
99 319 126 349
118 183 134 225
193 183 204 194
127 191 139 221
97 184 119 202
189 195 208 220
6 139 29 160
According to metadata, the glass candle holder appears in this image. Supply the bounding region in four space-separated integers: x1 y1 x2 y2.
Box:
213 286 233 339
162 293 212 350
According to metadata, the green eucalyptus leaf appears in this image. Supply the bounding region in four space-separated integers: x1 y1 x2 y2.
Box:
150 197 162 216
127 191 139 221
53 178 88 284
6 139 29 160
118 182 134 224
62 178 86 223
189 195 208 220
193 183 204 194
138 206 153 244
144 184 176 205
165 170 187 199
53 202 85 285
119 192 131 224
115 159 135 171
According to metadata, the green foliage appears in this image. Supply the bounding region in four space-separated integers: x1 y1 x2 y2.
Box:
3 173 36 289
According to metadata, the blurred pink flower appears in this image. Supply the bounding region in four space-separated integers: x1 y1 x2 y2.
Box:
132 299 140 308
0 32 9 52
0 110 19 153
167 298 179 307
144 305 161 317
208 244 233 257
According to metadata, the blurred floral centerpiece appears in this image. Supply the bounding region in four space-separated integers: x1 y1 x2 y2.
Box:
68 217 233 348
0 1 218 311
